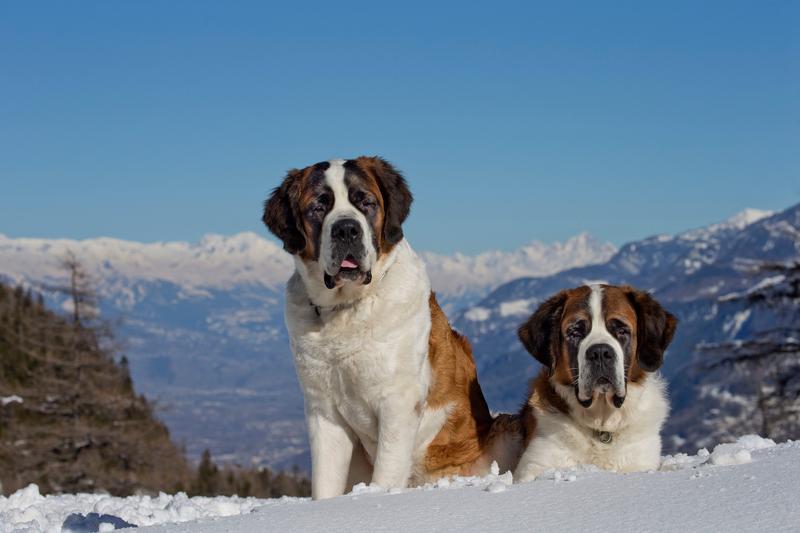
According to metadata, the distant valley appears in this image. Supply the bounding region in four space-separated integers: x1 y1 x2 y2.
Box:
0 229 614 469
2 204 795 466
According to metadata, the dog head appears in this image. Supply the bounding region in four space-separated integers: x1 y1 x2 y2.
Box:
518 284 677 409
262 157 412 290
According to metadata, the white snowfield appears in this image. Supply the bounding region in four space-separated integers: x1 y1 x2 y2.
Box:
2 436 799 533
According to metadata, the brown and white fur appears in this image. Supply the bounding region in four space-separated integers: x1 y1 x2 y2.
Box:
510 284 677 482
262 157 495 499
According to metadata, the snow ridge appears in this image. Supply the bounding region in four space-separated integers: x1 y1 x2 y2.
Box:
421 232 616 296
678 207 774 241
0 231 615 298
0 232 293 292
1 436 794 533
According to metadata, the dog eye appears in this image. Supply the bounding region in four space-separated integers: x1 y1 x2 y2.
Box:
566 321 587 340
352 191 376 209
610 320 629 337
309 203 327 216
317 194 330 206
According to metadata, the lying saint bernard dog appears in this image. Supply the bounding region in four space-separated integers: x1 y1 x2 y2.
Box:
262 156 496 499
511 284 677 481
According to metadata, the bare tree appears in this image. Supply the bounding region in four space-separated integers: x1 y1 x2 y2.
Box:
55 250 98 327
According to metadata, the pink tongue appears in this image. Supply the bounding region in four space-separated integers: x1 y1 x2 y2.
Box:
341 258 358 269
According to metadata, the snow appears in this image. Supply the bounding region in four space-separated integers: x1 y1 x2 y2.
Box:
0 231 615 301
660 435 776 469
0 395 23 406
748 274 787 293
420 232 616 296
498 298 535 317
723 208 775 229
464 306 491 322
720 274 787 302
3 436 799 533
710 435 776 465
0 486 274 533
0 232 294 293
723 309 751 337
680 208 774 241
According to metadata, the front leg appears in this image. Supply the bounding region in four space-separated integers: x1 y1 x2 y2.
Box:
307 409 356 499
515 437 577 483
371 392 420 489
614 435 662 473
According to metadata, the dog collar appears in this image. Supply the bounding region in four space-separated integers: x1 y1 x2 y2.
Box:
309 300 355 317
594 430 614 444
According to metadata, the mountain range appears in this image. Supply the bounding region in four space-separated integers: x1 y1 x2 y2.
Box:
2 204 796 464
453 205 800 452
0 229 615 469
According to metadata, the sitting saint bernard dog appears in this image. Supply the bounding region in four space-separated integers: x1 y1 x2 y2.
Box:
262 156 496 499
511 284 677 481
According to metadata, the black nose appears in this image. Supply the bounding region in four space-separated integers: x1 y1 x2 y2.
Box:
586 343 614 364
331 219 362 244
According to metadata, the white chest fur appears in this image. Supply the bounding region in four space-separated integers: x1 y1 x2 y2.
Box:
284 241 444 496
515 375 668 482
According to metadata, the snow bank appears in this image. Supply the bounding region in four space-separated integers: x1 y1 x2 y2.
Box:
0 395 23 406
1 436 797 533
350 460 514 497
660 434 776 469
0 485 284 533
709 435 776 466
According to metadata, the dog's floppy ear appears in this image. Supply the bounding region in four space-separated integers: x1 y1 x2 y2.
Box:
625 287 678 372
262 169 307 254
361 156 413 247
518 291 568 369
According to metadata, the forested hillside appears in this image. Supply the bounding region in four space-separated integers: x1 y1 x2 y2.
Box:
0 282 189 495
0 280 309 498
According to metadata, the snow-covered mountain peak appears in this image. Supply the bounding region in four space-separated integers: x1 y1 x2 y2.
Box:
0 231 295 292
679 208 775 241
197 231 282 254
723 208 775 229
421 233 617 297
1 204 794 472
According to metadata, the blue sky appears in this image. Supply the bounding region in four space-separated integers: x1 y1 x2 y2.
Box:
1 1 798 254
